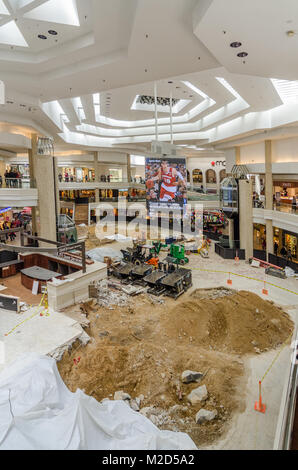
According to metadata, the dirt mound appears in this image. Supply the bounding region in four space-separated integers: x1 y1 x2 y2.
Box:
161 290 293 354
58 288 294 447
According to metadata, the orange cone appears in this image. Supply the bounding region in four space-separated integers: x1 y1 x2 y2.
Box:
254 381 266 413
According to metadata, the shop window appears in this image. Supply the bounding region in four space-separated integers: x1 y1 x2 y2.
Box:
206 169 216 184
192 169 203 184
219 169 226 182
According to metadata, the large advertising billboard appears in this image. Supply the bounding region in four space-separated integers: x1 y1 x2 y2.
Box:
145 157 187 212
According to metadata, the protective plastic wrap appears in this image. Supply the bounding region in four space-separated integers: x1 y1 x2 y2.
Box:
0 354 197 450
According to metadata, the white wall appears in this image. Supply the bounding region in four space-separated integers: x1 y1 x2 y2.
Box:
240 136 298 165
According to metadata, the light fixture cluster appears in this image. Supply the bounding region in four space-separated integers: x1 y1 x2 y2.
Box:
137 95 179 107
230 41 248 60
38 29 57 40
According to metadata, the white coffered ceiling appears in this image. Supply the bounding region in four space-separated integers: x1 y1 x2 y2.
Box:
1 0 298 154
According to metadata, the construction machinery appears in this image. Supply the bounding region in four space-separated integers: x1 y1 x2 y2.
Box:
160 267 192 299
166 244 189 266
121 244 159 268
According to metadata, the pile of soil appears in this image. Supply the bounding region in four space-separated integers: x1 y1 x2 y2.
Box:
161 289 293 355
58 288 294 447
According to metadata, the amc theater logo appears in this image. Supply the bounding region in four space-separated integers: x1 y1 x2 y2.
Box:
211 161 226 167
0 340 4 364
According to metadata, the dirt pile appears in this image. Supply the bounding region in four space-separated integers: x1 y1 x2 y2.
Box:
161 289 293 355
58 288 294 447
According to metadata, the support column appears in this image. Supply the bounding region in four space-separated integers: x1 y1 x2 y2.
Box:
239 179 253 261
94 151 100 223
0 158 6 187
265 140 274 260
225 147 241 175
29 134 57 244
53 155 60 217
127 154 132 183
28 137 37 236
228 219 234 249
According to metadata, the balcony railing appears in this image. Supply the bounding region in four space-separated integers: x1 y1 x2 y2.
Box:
253 199 298 216
59 177 145 184
1 178 36 189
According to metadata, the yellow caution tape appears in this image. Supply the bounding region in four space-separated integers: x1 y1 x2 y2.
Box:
192 267 297 384
4 289 48 337
261 332 293 383
191 268 298 296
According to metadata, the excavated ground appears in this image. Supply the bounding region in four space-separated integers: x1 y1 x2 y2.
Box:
58 287 294 447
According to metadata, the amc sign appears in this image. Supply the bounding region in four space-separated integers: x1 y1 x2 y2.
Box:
211 161 226 167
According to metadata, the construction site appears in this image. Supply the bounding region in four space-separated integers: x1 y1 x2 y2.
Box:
1 0 298 455
0 226 297 451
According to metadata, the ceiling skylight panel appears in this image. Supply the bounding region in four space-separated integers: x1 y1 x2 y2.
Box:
271 78 298 103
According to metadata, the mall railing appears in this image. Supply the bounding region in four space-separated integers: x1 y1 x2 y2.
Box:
1 178 36 189
59 177 145 184
253 199 298 216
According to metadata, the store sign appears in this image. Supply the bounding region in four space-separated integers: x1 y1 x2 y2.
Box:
0 208 12 214
211 161 226 167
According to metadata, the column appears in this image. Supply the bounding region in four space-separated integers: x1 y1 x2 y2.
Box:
228 219 234 249
239 179 253 261
224 147 241 175
94 152 100 223
28 137 38 236
265 140 274 260
0 158 6 186
127 154 132 183
29 134 57 245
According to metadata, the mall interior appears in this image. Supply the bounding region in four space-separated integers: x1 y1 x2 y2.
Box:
0 0 298 452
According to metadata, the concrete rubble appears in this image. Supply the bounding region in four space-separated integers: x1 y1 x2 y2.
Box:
195 409 218 424
187 385 208 405
181 370 204 384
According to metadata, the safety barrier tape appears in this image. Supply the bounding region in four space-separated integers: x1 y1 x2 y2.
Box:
191 267 298 297
4 289 48 337
191 267 298 407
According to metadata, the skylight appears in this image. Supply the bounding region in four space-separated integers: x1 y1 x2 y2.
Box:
8 0 35 10
181 81 208 100
93 93 101 117
271 78 298 103
72 97 86 122
215 77 241 99
0 20 28 47
23 0 80 26
0 0 80 49
0 0 9 15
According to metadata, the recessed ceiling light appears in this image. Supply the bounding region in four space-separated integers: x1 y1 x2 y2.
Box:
286 30 295 37
38 34 47 40
237 52 248 57
48 30 58 35
230 41 242 48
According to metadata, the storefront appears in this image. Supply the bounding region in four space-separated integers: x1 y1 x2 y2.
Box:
273 181 298 209
253 223 266 250
253 225 298 262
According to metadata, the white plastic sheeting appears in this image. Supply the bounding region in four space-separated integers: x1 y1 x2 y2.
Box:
0 354 197 450
87 247 123 263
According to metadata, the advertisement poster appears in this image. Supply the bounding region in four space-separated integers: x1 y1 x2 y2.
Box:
145 157 187 213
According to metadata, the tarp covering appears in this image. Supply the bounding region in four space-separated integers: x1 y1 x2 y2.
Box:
87 247 123 263
0 354 197 450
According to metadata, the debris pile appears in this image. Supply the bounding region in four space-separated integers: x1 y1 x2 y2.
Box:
58 288 294 447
